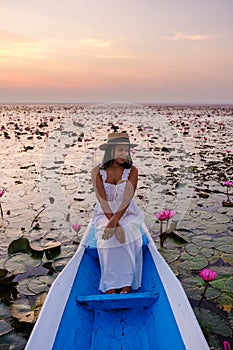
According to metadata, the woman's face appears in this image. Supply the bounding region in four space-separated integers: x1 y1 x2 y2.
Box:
114 144 129 164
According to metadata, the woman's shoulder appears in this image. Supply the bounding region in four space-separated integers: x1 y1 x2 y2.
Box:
128 165 138 179
91 165 101 178
130 165 138 174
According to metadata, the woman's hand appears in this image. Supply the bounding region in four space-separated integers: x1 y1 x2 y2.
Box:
102 219 117 240
102 218 125 244
114 224 125 244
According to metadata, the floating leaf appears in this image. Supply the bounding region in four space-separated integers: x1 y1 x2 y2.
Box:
216 292 233 312
13 264 49 283
169 231 188 245
179 252 208 270
159 248 181 263
192 236 214 249
28 276 54 294
203 222 228 234
10 297 34 323
205 287 221 300
0 333 27 349
17 275 54 296
8 238 31 255
182 276 203 300
4 254 41 273
0 302 10 318
215 237 233 254
0 319 12 336
29 240 61 260
194 307 232 337
185 243 201 256
211 276 233 293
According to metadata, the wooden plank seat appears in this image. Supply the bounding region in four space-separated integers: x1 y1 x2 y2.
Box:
76 292 159 310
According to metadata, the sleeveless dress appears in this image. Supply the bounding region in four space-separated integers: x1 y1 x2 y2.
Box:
91 167 144 293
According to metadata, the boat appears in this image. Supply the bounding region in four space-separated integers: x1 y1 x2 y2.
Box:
25 223 210 350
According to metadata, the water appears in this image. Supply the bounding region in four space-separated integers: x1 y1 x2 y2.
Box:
0 103 232 349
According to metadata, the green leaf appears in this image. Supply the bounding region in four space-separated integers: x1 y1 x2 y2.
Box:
0 319 12 336
4 254 41 274
194 307 232 337
185 243 201 256
8 238 31 255
211 276 233 293
216 292 233 313
179 252 208 271
9 293 47 324
159 248 181 263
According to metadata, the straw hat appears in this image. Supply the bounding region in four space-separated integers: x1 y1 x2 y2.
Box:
99 132 138 150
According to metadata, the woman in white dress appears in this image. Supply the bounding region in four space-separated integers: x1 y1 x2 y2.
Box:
91 132 144 294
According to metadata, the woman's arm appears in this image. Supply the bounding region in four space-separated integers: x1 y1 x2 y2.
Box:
107 165 138 227
91 166 113 221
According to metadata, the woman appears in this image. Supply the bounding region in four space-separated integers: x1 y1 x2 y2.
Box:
91 132 144 294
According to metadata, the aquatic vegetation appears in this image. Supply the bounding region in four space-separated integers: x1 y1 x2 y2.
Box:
0 189 5 218
0 103 233 349
223 181 233 205
198 268 217 306
154 209 177 247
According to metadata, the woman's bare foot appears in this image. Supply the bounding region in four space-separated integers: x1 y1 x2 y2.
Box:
120 286 131 294
105 289 116 294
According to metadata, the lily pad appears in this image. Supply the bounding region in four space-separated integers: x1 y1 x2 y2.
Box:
215 292 233 312
192 236 214 249
179 252 208 271
211 276 233 293
159 248 181 263
181 276 204 300
4 254 41 273
205 287 221 300
214 236 233 254
30 240 61 260
185 243 201 256
203 223 228 234
8 237 31 255
17 275 54 296
0 333 27 349
194 307 232 337
9 293 46 323
0 319 12 336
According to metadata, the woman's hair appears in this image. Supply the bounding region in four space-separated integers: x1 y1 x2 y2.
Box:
100 144 133 169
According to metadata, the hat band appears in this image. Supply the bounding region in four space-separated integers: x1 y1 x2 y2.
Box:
107 137 130 145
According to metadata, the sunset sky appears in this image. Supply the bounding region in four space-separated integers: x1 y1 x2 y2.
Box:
1 0 232 104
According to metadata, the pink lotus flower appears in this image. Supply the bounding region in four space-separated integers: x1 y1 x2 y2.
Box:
154 209 177 221
226 150 231 153
223 340 231 350
224 181 233 187
223 181 233 203
130 149 136 155
0 190 5 198
72 224 82 233
199 268 217 282
154 209 177 247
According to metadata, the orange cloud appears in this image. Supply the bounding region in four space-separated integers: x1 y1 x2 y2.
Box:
164 32 224 41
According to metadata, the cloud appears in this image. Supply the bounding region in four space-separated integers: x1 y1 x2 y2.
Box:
164 32 224 41
80 38 113 49
80 36 126 49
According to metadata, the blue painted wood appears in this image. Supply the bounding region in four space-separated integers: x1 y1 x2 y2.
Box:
52 242 186 350
77 292 159 310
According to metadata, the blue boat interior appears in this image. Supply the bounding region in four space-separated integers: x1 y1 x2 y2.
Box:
52 226 185 350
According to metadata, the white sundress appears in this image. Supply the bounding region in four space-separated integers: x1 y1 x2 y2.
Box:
91 167 144 293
